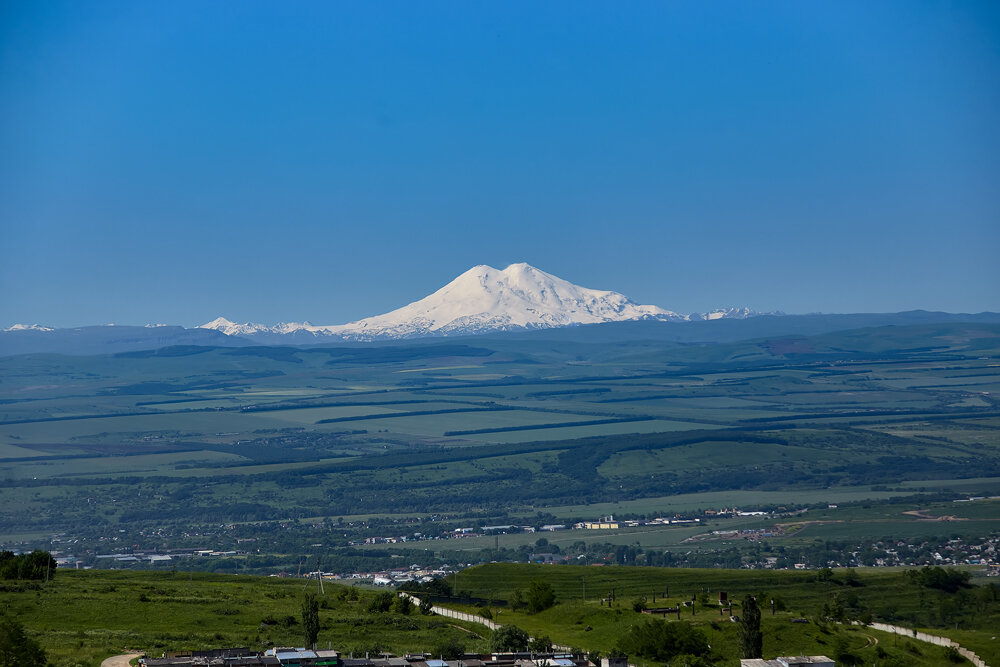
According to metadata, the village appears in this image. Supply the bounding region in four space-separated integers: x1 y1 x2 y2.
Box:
138 647 836 667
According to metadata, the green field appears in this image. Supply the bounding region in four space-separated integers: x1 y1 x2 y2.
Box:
442 562 1000 666
2 570 484 667
0 322 997 585
5 565 998 667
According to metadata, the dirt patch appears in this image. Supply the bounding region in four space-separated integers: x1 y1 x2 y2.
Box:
902 510 965 521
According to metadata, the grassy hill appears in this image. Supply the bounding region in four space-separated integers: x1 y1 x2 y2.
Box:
2 571 485 667
448 563 1000 666
5 565 998 666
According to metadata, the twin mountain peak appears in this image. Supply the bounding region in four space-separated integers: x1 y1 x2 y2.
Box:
200 263 767 341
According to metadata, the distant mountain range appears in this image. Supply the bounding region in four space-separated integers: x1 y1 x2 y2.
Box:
196 263 771 341
4 263 999 356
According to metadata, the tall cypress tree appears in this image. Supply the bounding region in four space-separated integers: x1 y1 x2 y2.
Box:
738 595 763 659
301 593 319 649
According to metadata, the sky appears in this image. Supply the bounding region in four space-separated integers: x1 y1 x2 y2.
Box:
1 1 998 328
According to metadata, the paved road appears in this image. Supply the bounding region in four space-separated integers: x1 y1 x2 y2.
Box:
100 652 144 667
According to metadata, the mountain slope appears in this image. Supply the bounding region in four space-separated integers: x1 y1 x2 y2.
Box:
318 263 686 339
199 263 737 341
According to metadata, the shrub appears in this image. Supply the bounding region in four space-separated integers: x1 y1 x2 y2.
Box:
367 592 394 613
526 580 555 614
393 595 413 615
490 625 529 652
615 620 710 662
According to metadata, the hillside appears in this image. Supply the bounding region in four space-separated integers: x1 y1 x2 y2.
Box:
446 563 1000 666
3 570 482 666
5 567 997 667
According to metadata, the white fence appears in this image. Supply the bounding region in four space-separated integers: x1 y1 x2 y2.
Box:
851 621 989 667
398 593 573 652
399 592 502 631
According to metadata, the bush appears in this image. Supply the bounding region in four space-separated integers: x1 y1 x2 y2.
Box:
490 625 529 652
615 620 710 662
944 646 966 663
912 566 971 594
0 551 56 581
393 595 413 615
528 636 553 652
526 580 556 614
430 637 465 659
367 592 394 613
0 616 48 666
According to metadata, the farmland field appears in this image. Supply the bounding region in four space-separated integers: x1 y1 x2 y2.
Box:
0 321 997 583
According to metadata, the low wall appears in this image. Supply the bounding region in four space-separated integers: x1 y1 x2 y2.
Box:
852 621 989 667
398 593 574 653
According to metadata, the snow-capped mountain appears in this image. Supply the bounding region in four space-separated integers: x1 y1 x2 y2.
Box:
693 307 774 321
2 323 55 332
199 263 766 341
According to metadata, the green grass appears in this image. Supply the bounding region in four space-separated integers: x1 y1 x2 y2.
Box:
4 571 487 667
444 563 1000 665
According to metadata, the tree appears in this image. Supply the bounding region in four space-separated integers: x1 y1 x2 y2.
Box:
301 593 319 649
0 551 56 582
614 620 709 662
510 589 526 610
367 591 394 613
738 595 763 659
419 597 434 615
431 637 466 659
490 625 530 652
393 594 413 615
526 580 556 614
0 616 48 667
528 635 553 653
914 566 971 594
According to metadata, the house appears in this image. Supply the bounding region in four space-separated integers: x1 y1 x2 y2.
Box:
529 553 566 564
741 657 834 667
261 649 340 666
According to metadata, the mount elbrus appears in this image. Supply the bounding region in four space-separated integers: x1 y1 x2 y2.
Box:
198 263 763 341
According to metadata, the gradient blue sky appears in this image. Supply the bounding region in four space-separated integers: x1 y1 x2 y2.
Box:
1 1 998 327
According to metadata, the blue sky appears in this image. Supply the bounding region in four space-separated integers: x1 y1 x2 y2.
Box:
1 1 998 327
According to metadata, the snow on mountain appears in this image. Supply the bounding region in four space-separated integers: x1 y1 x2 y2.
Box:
199 263 769 341
199 317 277 337
692 307 778 321
318 263 687 339
3 323 55 332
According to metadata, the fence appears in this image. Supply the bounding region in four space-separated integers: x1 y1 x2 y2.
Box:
851 621 989 667
398 593 573 652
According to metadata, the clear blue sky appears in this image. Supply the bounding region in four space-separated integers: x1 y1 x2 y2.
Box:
1 1 998 327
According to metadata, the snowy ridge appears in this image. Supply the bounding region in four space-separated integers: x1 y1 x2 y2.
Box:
198 263 770 341
3 323 55 332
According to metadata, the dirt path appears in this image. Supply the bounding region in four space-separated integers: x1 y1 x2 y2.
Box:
902 509 965 521
100 652 143 667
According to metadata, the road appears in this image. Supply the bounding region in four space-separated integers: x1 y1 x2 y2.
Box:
100 652 144 667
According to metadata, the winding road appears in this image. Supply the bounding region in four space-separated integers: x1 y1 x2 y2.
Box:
100 652 143 667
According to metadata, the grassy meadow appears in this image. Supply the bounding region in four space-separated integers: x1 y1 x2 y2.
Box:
445 563 1000 666
3 570 485 667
